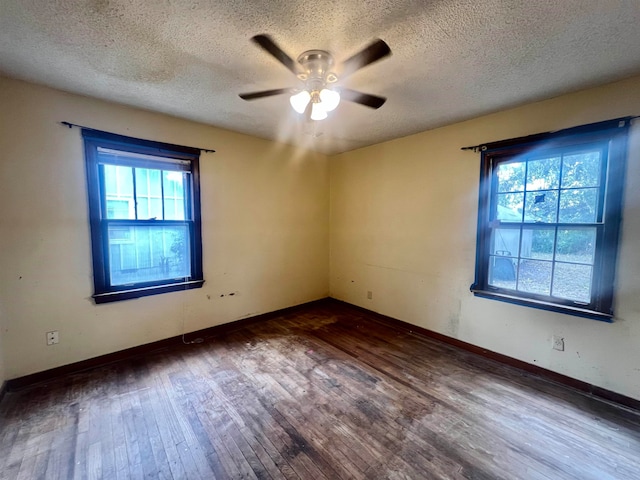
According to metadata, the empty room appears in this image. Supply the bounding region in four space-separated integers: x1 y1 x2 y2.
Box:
1 1 640 479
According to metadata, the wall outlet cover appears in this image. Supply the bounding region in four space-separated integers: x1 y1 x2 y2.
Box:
46 330 59 345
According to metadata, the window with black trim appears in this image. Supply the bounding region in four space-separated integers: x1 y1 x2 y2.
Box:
83 129 204 303
471 118 631 321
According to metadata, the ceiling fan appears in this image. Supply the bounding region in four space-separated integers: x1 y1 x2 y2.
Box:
239 35 392 121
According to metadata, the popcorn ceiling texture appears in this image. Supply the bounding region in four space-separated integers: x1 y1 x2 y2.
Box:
1 0 639 154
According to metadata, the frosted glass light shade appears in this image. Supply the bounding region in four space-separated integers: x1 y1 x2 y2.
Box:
319 89 340 112
310 102 328 121
290 90 311 114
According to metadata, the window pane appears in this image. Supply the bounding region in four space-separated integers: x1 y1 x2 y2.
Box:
133 168 163 219
561 151 601 188
497 193 524 222
135 227 151 268
497 161 525 193
552 263 592 303
164 199 175 220
103 165 134 219
524 191 558 223
489 255 517 289
150 198 163 219
491 228 520 257
521 228 555 260
526 156 560 191
137 197 149 219
149 169 162 197
163 171 175 196
135 169 149 195
558 188 598 223
106 200 131 219
517 259 552 295
120 243 136 270
117 165 134 195
163 171 186 220
108 226 133 242
103 164 118 196
556 228 596 264
108 224 191 286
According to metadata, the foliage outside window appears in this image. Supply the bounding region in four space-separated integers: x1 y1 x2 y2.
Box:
84 129 204 303
471 118 631 321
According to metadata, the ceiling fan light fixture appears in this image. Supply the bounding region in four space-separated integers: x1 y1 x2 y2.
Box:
290 90 311 114
310 102 328 121
319 89 340 112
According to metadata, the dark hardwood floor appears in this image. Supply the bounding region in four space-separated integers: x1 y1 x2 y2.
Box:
1 300 639 479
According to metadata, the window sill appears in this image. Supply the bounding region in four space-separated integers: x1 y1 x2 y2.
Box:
93 280 205 304
470 287 613 322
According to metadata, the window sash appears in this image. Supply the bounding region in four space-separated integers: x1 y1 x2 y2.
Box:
489 141 608 226
484 222 604 308
98 164 192 221
101 220 195 289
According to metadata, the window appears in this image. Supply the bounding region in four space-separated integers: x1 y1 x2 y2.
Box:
84 129 204 303
471 118 631 321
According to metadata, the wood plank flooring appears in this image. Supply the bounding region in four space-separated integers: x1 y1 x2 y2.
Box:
1 300 639 479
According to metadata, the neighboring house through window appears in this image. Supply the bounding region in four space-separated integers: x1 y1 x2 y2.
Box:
471 118 631 321
83 129 204 303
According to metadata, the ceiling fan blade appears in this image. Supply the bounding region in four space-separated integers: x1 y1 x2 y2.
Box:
340 39 391 78
251 34 300 75
339 88 387 109
239 88 293 100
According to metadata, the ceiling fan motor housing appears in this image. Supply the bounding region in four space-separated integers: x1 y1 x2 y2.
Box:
296 50 338 95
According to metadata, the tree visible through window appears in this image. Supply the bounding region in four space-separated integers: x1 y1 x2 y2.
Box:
471 118 631 321
84 129 204 303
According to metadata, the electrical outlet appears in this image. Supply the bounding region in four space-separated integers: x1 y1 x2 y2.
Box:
46 331 59 346
552 335 564 351
367 290 373 300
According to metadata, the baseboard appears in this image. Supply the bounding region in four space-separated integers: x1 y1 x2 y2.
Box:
5 297 331 392
328 298 640 413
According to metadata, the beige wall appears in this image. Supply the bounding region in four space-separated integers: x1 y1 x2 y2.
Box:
0 77 330 379
330 75 640 401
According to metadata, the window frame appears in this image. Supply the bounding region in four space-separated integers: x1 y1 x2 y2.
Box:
83 129 204 303
470 118 631 321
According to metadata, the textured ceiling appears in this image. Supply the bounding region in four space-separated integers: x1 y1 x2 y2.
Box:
1 0 640 154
